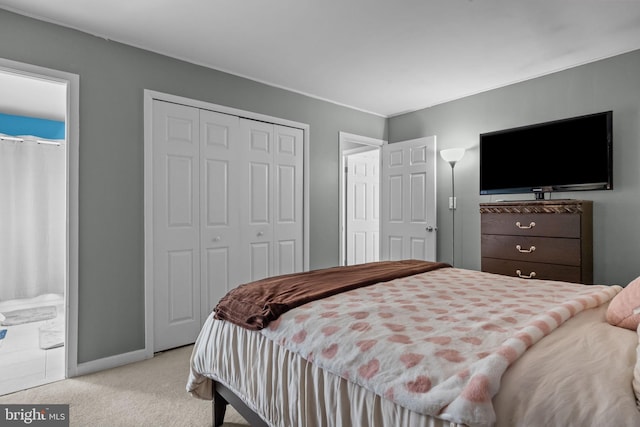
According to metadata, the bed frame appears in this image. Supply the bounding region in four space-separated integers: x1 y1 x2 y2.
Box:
213 380 268 427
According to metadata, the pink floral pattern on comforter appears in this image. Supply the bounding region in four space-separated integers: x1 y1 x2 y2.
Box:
260 267 621 427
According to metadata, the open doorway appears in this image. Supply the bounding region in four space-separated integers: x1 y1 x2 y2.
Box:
0 63 75 395
339 132 385 266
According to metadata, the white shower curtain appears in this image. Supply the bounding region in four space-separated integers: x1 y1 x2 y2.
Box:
0 137 66 301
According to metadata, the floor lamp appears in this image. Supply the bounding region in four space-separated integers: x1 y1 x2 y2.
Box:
440 148 466 266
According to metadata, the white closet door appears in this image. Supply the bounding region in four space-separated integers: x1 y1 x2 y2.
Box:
381 136 437 262
153 100 201 351
273 125 304 275
152 102 305 352
239 119 275 283
239 120 304 282
199 109 242 321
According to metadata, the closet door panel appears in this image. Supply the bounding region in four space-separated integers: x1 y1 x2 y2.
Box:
274 125 303 275
250 162 270 224
204 159 228 225
204 247 229 309
240 119 274 283
277 165 296 222
200 110 241 316
250 242 271 282
153 100 201 352
166 155 195 227
167 249 196 322
277 240 296 275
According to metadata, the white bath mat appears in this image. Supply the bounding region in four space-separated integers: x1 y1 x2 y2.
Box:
39 320 64 349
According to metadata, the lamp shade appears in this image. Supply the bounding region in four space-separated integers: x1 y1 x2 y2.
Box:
440 148 466 164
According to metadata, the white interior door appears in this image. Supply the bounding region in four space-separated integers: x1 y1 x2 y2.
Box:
346 149 380 265
152 100 202 351
273 125 304 275
240 119 275 283
381 136 437 261
199 109 242 323
239 119 304 282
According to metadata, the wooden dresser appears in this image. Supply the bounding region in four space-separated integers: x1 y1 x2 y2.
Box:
480 200 593 284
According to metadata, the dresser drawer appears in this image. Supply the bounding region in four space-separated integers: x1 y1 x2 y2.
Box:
481 235 581 266
481 258 582 283
481 213 581 238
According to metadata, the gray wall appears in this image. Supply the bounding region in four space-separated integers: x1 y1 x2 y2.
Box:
0 10 386 363
389 49 640 287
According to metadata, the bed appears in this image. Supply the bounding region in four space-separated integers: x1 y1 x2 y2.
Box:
187 260 640 427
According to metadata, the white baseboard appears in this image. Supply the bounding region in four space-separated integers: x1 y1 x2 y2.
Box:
73 348 151 377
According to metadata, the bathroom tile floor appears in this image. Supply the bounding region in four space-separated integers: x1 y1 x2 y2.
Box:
0 295 65 396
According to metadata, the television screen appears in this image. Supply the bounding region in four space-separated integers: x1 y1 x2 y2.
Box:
479 111 612 199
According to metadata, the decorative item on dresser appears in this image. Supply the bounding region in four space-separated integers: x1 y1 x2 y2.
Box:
480 199 593 284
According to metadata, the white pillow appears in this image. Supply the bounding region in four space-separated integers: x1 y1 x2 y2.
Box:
607 276 640 330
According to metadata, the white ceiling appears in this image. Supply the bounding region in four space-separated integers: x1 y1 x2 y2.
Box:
2 0 640 117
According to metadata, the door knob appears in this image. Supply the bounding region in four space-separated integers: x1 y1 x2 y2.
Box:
426 226 436 232
257 231 264 237
213 236 221 242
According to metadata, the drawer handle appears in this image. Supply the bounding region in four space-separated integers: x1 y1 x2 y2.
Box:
515 245 536 253
515 221 536 229
516 269 536 279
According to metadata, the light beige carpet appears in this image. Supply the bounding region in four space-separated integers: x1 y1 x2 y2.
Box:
0 345 250 427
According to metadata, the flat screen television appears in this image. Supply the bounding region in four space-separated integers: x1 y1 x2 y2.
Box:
479 111 613 200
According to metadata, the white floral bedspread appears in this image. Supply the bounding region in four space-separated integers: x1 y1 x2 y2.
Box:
260 267 620 427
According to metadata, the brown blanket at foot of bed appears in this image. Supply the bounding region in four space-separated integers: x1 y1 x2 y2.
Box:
214 259 450 330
